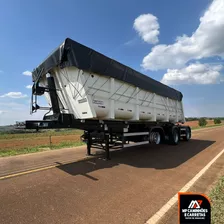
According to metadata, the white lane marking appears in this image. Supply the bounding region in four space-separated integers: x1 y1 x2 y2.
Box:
146 148 224 224
0 156 92 180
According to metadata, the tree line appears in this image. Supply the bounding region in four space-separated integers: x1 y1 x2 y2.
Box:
185 117 224 121
185 117 223 127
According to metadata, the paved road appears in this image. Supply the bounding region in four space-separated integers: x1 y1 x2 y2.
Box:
158 153 224 224
0 145 87 177
0 126 224 224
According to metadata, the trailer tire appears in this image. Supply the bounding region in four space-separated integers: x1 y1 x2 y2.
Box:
169 128 179 145
183 127 191 141
149 131 161 144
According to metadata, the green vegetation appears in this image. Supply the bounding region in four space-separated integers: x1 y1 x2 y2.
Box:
0 129 83 140
198 117 208 127
191 124 223 130
0 141 85 157
0 128 85 157
185 117 200 121
185 117 224 121
209 176 224 224
214 118 222 125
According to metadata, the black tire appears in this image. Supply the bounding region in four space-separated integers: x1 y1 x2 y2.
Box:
154 132 161 145
169 128 179 145
149 131 161 144
183 127 191 141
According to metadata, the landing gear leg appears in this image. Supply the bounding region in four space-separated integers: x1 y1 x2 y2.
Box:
86 132 92 156
105 134 111 160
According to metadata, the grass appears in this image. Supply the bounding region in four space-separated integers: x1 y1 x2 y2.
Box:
0 141 85 157
0 129 83 140
209 175 224 224
0 123 223 157
191 124 224 130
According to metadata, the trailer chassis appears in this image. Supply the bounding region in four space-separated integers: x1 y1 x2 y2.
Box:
26 115 191 160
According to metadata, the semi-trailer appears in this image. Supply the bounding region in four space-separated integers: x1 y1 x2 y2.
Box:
26 38 191 159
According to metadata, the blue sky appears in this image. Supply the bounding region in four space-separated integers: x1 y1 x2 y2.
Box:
0 0 224 125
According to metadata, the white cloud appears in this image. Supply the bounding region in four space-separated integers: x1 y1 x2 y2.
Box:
0 92 28 99
0 110 4 115
133 14 160 44
0 97 49 125
23 70 32 76
26 85 33 89
124 38 137 46
142 0 224 70
161 63 223 85
0 103 45 125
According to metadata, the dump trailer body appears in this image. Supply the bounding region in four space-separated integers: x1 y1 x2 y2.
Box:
26 38 190 160
32 38 185 123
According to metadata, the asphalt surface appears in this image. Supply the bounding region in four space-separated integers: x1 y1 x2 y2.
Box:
0 126 224 224
0 145 87 177
158 153 224 224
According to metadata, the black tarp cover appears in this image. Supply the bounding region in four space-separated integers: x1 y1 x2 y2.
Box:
32 38 183 101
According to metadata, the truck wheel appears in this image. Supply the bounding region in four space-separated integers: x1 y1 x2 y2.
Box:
149 131 161 144
169 128 179 145
183 128 191 141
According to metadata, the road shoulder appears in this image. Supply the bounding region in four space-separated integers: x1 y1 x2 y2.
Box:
0 145 87 178
158 153 224 224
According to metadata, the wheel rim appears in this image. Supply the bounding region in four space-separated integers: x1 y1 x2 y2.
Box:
149 132 161 144
155 132 161 144
174 131 179 143
186 130 190 140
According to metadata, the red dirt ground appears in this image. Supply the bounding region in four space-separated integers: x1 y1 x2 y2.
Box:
0 134 81 150
183 120 215 128
0 120 221 151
